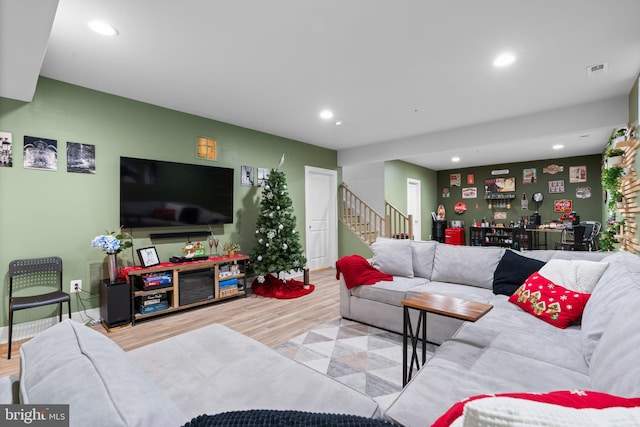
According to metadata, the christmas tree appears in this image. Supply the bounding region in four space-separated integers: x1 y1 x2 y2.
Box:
251 168 307 283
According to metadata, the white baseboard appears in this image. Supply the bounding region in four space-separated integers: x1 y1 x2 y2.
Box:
0 308 102 345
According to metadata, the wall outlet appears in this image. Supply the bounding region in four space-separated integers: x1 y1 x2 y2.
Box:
70 280 82 293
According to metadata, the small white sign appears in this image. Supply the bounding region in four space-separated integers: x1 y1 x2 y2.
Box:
491 169 509 175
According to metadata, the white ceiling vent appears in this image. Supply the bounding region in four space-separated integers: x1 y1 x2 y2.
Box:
586 63 608 78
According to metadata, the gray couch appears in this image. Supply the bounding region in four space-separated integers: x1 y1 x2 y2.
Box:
339 239 640 426
4 320 381 427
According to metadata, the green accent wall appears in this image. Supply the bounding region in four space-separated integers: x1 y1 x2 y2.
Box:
437 155 603 245
385 160 438 240
0 77 337 326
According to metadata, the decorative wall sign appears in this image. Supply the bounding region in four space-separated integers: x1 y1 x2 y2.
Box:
453 201 467 214
24 136 57 171
569 165 587 183
196 136 217 161
67 142 95 174
491 169 509 175
522 168 537 183
462 187 477 199
442 187 450 198
554 199 573 213
450 173 461 187
494 212 507 220
543 164 563 174
241 165 254 186
548 179 565 194
576 186 592 199
466 174 475 185
0 131 12 167
485 177 515 193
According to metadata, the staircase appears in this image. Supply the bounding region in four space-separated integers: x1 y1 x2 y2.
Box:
340 183 413 246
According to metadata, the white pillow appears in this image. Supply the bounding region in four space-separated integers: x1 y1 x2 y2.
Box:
371 238 414 277
538 259 609 293
453 396 640 427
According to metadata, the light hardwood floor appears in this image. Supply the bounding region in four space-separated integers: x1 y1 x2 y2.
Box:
0 268 342 377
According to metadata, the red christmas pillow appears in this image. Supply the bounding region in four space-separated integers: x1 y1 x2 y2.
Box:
432 390 640 427
508 272 590 329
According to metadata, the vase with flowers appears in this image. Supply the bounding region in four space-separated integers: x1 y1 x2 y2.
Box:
558 212 576 227
91 228 133 283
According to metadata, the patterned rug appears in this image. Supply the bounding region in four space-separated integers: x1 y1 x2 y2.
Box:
273 318 435 410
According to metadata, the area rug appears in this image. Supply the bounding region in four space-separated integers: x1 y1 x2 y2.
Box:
273 318 435 410
252 274 314 299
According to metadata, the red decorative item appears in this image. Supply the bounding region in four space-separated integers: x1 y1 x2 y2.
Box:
453 202 467 214
336 255 393 290
252 274 314 299
432 390 640 427
508 273 590 329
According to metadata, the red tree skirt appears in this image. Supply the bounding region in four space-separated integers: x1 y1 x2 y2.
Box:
252 274 314 299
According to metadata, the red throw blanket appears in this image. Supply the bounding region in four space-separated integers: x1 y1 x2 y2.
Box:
336 254 393 289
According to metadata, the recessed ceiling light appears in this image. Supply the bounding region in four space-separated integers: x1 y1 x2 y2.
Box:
553 144 564 150
319 110 334 120
88 20 118 36
451 156 460 162
335 121 343 126
493 53 516 67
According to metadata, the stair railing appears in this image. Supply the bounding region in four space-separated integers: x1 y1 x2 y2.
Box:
340 184 385 245
385 201 414 240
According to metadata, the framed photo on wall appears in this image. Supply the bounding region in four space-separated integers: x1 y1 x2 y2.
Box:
137 246 160 267
241 165 254 186
257 168 270 187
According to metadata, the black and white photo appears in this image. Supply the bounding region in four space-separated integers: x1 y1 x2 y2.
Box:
241 165 254 186
0 131 12 167
24 135 57 171
257 167 270 187
67 142 96 174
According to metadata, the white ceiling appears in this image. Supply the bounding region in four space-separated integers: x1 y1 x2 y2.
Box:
2 0 640 170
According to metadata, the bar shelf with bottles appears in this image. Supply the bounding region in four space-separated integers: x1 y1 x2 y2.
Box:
470 215 534 250
470 225 514 247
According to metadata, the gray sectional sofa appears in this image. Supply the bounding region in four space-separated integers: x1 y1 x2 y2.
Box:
3 320 382 427
339 238 640 426
4 239 639 427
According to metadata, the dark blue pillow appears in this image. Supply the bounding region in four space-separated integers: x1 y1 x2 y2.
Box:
183 410 397 426
493 250 545 296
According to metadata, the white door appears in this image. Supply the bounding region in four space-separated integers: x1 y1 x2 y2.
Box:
305 166 338 270
407 178 422 240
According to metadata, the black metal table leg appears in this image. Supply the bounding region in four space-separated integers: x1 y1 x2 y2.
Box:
403 307 427 386
403 306 408 386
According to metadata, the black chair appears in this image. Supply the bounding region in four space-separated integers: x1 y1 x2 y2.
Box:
556 224 586 251
8 256 71 359
584 221 602 251
555 223 589 251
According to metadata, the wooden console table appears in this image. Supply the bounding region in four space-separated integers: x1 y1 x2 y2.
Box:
401 293 493 386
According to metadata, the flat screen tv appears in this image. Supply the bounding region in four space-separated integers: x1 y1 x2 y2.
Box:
120 157 234 228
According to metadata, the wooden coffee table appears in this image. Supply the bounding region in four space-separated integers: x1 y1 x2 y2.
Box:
401 293 493 385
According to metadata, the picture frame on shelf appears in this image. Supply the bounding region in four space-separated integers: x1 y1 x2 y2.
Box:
137 246 160 268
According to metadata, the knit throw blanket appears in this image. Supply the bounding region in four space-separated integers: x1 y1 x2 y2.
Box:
336 254 393 290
